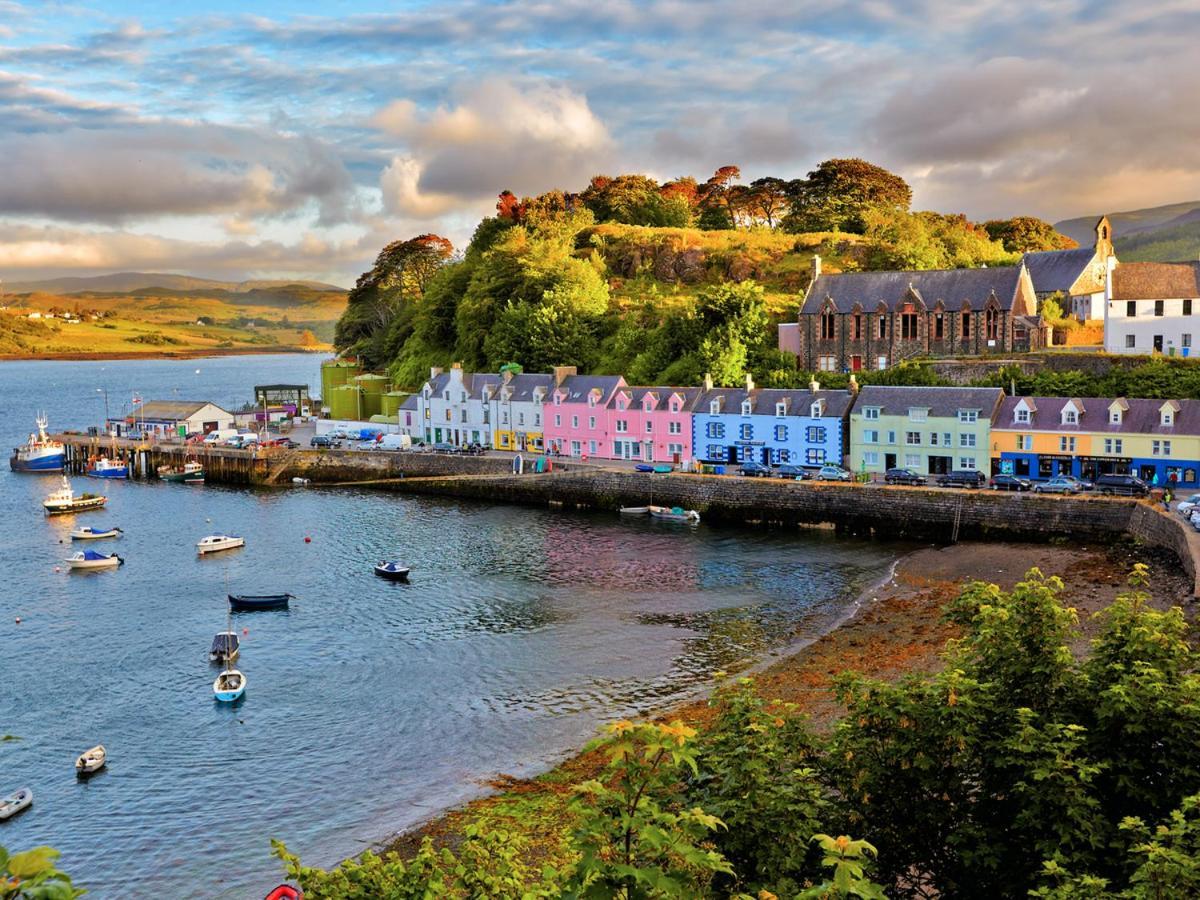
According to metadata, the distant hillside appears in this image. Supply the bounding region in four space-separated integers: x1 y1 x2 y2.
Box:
2 272 345 295
1055 202 1200 261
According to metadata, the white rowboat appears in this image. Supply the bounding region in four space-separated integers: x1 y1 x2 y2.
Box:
619 506 650 515
197 534 245 555
76 744 106 776
71 526 122 540
0 787 32 820
66 550 123 570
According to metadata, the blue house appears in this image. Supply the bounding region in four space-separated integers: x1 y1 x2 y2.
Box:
691 376 853 467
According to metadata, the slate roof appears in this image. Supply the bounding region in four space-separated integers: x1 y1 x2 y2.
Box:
555 374 625 404
399 394 419 411
134 400 231 420
694 388 856 418
853 386 1004 419
608 386 704 412
1111 262 1200 301
1021 248 1097 294
801 266 1025 315
996 396 1200 436
495 373 553 402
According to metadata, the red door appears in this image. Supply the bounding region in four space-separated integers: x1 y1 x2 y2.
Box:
850 355 863 372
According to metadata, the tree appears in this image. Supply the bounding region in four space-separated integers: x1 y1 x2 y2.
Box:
298 329 320 348
984 216 1078 252
697 165 742 230
861 208 1015 270
747 176 791 227
784 158 912 234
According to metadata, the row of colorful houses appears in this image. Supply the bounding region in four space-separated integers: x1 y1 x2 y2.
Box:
390 364 1200 485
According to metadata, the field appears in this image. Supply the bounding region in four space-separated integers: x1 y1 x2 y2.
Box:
0 286 346 358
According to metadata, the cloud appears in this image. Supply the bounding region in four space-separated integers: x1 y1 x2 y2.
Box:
375 80 613 218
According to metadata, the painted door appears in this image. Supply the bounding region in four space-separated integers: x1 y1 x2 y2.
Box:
1154 335 1164 353
850 356 863 372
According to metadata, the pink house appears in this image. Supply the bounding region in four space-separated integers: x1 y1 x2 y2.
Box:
544 369 626 458
607 386 701 463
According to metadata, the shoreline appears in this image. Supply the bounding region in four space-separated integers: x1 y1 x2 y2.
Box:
0 347 322 362
371 537 1192 866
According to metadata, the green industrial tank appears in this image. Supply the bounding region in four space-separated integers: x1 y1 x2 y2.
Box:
354 374 387 419
329 384 364 421
320 360 360 406
381 391 407 417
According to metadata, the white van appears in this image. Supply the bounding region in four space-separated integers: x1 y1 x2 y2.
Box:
204 429 238 445
378 434 411 451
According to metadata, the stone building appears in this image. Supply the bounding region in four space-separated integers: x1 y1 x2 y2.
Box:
780 258 1040 373
1021 215 1115 321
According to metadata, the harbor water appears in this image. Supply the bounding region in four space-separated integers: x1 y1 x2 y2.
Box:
0 355 903 897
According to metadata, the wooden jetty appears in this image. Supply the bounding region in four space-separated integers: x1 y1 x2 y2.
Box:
55 433 279 485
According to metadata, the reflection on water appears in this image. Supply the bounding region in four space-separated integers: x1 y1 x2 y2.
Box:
0 355 903 898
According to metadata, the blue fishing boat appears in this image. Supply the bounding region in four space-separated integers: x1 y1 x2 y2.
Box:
9 414 64 473
86 457 129 479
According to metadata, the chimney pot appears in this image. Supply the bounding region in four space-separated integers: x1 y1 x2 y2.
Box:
810 379 820 393
812 254 822 282
703 372 713 392
744 373 755 391
429 366 443 379
848 373 859 394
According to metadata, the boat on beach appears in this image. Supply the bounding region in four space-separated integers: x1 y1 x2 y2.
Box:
374 561 410 581
66 550 123 570
9 414 64 473
71 525 122 540
43 477 107 515
158 460 205 483
0 787 32 820
649 504 701 524
85 456 129 479
75 744 106 776
197 534 245 555
229 593 293 611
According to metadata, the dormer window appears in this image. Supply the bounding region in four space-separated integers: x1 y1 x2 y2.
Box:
443 391 450 401
710 400 720 415
958 410 978 424
617 398 625 411
1015 409 1030 423
741 400 752 416
810 401 823 418
1064 410 1077 424
776 402 788 417
1163 410 1175 426
670 401 679 413
909 408 927 423
588 394 597 408
1110 411 1121 423
553 393 562 406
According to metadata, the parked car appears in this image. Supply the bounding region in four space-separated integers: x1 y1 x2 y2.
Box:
310 435 332 448
1033 476 1081 495
990 473 1032 492
1060 475 1094 491
816 465 852 482
739 460 771 477
432 442 459 454
937 470 987 488
884 468 925 486
1176 493 1200 516
773 464 807 479
1094 474 1151 496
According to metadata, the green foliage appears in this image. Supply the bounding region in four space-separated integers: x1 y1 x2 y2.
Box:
1040 293 1067 325
974 356 1200 400
861 209 1016 270
983 216 1077 252
783 158 912 234
556 720 733 898
797 834 887 900
0 844 85 899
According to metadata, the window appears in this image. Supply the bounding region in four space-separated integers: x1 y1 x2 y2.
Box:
1185 334 1193 348
906 431 921 445
811 401 823 418
864 407 880 420
934 313 944 340
571 440 581 456
710 400 721 415
645 421 653 433
930 432 940 446
864 451 880 466
554 394 562 406
960 433 977 448
589 416 596 429
887 431 896 443
805 426 825 443
588 394 597 408
1127 301 1137 317
460 409 467 422
818 355 837 372
706 422 725 439
1187 299 1194 316
821 309 836 340
534 413 541 426
589 440 597 455
905 453 921 468
740 423 754 440
1163 410 1175 426
878 317 887 339
1016 408 1030 423
1125 334 1136 349
776 424 789 441
1060 436 1076 452
668 443 683 456
554 414 561 427
741 400 752 416
909 408 927 423
1155 300 1165 317
959 457 977 470
806 448 827 465
669 421 681 434
852 314 863 340
517 412 525 426
776 402 787 417
942 432 951 446
1017 435 1032 451
670 402 679 413
958 410 978 423
961 311 971 339
864 429 879 444
616 397 626 411
461 392 467 403
443 391 450 400
901 313 918 340
706 444 725 461
1153 440 1172 456
615 420 628 433
500 411 508 424
1104 438 1123 454
571 415 579 428
986 307 998 341
877 356 888 370
1064 410 1078 424
1110 410 1121 423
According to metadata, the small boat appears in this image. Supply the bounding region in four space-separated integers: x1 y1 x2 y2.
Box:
158 460 205 483
197 534 245 555
0 787 32 820
71 525 122 540
264 885 302 900
43 477 107 515
619 506 650 515
209 631 240 664
66 549 123 570
85 456 129 479
9 413 64 473
653 465 673 474
649 505 701 524
291 477 310 485
634 464 654 473
374 561 410 581
75 744 106 776
229 593 293 611
213 667 246 702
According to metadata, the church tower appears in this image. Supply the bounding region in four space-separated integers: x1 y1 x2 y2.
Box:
1094 215 1113 260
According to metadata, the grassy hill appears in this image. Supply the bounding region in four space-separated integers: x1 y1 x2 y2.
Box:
1055 201 1200 261
3 272 344 294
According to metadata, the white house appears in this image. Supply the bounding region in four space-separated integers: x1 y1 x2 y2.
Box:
484 370 554 452
415 364 498 447
1104 260 1200 357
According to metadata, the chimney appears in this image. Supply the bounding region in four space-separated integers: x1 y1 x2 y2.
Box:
429 366 443 379
552 365 577 386
809 379 820 393
502 368 514 384
848 373 860 395
811 254 822 282
451 361 463 370
703 372 713 392
744 373 755 391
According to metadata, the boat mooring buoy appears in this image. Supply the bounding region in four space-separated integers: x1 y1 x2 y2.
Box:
14 617 21 624
304 536 311 543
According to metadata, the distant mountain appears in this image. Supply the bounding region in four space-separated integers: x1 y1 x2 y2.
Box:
1055 202 1200 262
2 272 345 295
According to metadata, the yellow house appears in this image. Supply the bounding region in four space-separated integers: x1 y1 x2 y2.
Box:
991 395 1200 486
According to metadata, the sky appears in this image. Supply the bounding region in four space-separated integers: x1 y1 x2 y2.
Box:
1 0 1198 287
